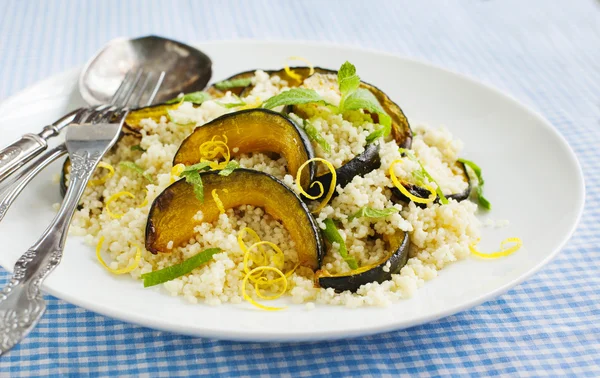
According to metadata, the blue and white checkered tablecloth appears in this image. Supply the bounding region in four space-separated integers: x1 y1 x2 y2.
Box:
1 0 599 376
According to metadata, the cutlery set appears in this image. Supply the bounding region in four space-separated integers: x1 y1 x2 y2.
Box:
0 35 212 354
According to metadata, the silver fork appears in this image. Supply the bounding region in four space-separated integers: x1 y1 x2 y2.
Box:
0 69 164 355
0 69 164 224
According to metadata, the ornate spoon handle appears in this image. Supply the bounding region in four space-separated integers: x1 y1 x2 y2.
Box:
0 147 101 355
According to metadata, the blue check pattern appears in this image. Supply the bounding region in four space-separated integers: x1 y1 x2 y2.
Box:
1 0 599 376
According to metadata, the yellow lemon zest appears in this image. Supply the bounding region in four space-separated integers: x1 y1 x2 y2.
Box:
237 228 267 266
389 160 436 204
239 96 262 110
170 163 185 183
284 56 315 83
199 135 231 170
238 228 299 310
137 189 149 208
242 266 287 311
470 237 523 259
89 162 115 186
105 191 146 219
96 237 142 274
296 158 336 214
211 189 226 214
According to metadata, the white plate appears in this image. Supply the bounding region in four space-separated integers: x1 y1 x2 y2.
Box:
0 41 584 342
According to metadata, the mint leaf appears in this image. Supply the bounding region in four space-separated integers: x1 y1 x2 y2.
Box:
180 162 213 202
166 91 212 105
322 219 359 270
214 78 252 90
342 88 392 127
348 206 399 221
303 119 331 153
338 61 360 107
218 160 240 176
365 123 392 143
458 158 491 210
262 88 325 109
118 161 156 184
180 170 204 202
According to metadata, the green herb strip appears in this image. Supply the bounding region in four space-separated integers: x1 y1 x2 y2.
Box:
166 91 212 105
214 78 252 90
303 119 331 153
349 206 399 221
141 248 221 287
322 219 359 270
118 161 155 184
458 158 491 210
400 148 449 205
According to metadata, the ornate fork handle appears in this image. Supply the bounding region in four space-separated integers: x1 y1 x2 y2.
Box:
0 148 102 355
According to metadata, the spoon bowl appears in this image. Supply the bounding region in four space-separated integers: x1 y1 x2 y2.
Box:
79 35 212 106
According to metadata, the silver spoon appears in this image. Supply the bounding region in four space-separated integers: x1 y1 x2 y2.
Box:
0 35 212 183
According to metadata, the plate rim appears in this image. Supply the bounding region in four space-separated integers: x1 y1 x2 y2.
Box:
0 40 586 342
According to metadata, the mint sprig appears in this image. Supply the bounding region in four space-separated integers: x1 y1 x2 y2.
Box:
338 61 360 108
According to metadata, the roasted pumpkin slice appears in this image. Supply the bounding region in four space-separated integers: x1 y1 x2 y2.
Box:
305 143 381 200
317 230 409 293
391 161 472 205
123 103 180 134
173 109 316 189
145 169 324 270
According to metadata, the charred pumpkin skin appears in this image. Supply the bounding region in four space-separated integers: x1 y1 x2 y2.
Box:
145 169 324 270
317 230 410 293
173 109 316 189
391 161 472 206
305 143 381 200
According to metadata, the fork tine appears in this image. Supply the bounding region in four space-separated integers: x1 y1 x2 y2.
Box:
110 70 134 105
146 71 165 106
78 67 165 126
117 69 144 108
129 71 152 109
